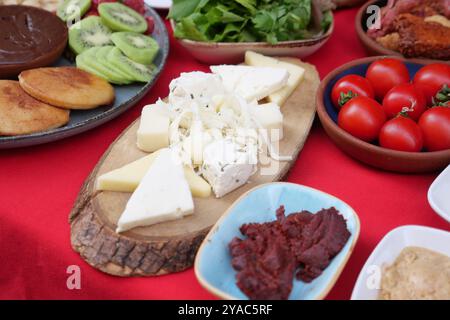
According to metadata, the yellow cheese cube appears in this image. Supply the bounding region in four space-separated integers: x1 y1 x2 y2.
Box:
250 102 284 141
137 107 170 153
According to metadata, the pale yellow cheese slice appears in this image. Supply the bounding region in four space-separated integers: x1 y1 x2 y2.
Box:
96 151 211 198
244 51 305 106
250 102 284 141
137 106 170 153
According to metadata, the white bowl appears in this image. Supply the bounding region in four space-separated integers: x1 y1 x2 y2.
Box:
428 165 450 223
170 19 334 64
351 225 450 300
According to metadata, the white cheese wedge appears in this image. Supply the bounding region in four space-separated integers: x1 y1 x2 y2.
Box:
96 151 211 198
201 139 255 198
137 105 170 152
250 102 284 141
210 65 289 102
116 148 194 233
245 51 305 106
168 71 226 110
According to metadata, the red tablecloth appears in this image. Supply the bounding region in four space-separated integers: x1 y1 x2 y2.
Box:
0 7 448 300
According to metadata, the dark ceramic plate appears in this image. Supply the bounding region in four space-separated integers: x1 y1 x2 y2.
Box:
317 56 450 173
0 5 169 149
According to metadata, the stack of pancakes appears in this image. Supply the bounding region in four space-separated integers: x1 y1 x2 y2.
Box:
0 67 115 136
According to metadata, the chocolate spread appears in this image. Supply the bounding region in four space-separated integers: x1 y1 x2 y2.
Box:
0 6 68 77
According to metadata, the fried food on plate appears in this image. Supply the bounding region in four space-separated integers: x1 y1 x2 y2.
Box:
424 14 450 27
0 80 69 136
18 67 115 110
368 0 450 59
376 33 400 52
394 13 450 60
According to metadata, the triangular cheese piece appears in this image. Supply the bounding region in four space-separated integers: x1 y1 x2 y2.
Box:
96 150 211 197
97 150 162 193
244 51 305 106
210 65 289 102
116 148 194 233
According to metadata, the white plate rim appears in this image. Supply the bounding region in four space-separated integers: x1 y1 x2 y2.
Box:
428 164 450 223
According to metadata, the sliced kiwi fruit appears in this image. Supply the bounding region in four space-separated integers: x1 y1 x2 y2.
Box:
96 46 135 84
98 3 147 33
107 47 154 83
111 32 159 65
69 16 113 55
76 54 110 82
76 47 130 85
57 0 92 22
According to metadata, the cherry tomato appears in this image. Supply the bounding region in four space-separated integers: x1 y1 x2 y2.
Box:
379 116 423 152
413 63 450 106
331 75 375 109
366 58 410 100
338 96 386 142
382 83 427 121
418 107 450 151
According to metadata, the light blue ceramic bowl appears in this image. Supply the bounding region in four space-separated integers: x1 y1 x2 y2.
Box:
195 182 360 300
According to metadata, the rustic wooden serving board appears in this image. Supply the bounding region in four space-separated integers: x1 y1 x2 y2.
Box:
69 58 320 277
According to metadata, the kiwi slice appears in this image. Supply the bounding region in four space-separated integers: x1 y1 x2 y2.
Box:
98 3 147 33
107 47 154 83
69 16 113 55
76 54 110 81
77 47 130 85
57 0 92 22
96 46 135 84
111 32 159 65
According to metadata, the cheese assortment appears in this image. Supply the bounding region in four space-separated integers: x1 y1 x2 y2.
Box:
97 51 306 232
116 148 194 233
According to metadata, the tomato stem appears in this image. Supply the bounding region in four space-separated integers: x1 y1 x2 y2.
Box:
338 91 358 107
432 84 450 107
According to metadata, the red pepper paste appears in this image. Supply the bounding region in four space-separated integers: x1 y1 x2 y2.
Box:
229 206 351 300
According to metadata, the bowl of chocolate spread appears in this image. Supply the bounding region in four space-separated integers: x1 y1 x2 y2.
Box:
0 5 68 78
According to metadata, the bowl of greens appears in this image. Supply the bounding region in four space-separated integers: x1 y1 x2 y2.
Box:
168 0 335 64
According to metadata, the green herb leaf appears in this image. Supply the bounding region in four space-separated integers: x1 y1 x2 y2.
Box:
168 0 202 19
170 0 332 44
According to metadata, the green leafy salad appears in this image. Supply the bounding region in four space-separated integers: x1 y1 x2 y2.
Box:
168 0 334 44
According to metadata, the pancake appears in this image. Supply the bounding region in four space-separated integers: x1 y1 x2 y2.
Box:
0 80 70 136
18 67 115 110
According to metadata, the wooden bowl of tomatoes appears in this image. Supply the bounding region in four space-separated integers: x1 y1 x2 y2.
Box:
317 56 450 173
